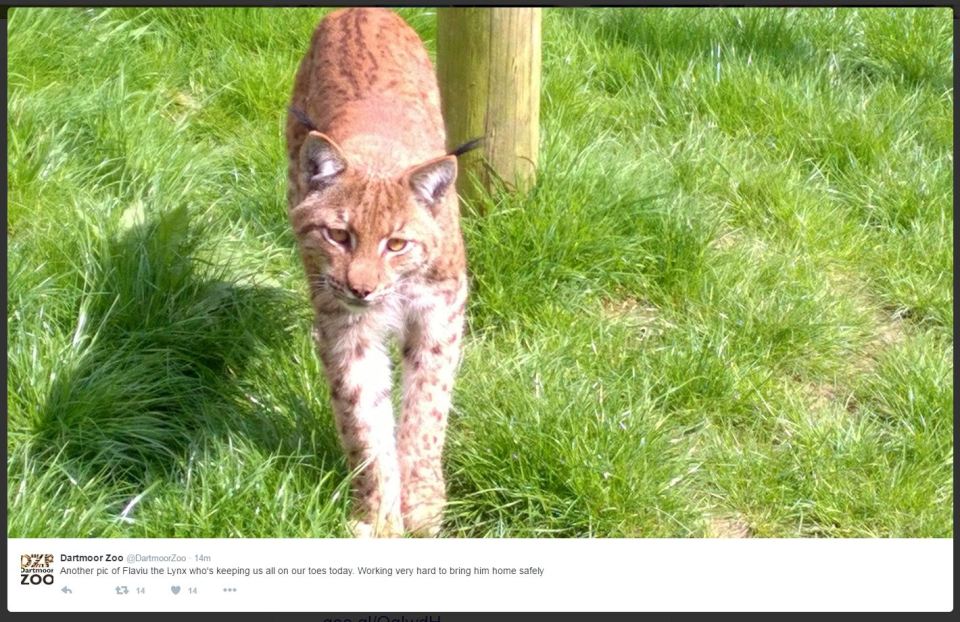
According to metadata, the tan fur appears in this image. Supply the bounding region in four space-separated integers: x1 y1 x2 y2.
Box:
286 8 467 537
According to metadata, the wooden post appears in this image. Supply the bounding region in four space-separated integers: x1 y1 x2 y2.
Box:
437 8 541 206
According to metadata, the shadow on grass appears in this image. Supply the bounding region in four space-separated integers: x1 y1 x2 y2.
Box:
33 205 342 486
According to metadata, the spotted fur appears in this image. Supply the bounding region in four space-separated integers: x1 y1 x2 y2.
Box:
286 8 467 537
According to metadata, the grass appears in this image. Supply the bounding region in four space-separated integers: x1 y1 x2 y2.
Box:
6 7 953 538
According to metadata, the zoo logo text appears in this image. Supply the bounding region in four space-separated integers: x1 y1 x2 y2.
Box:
20 553 55 586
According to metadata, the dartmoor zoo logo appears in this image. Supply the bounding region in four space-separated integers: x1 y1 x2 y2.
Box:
20 553 55 586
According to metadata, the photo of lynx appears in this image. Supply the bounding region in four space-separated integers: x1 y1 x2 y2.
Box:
286 8 468 537
10 5 951 553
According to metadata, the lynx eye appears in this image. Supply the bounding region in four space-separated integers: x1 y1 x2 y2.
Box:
385 238 408 253
323 227 351 246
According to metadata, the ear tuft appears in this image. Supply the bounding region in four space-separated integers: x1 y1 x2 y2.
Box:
300 132 348 190
407 156 457 207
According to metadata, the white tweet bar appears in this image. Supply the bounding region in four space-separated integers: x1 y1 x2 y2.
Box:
8 538 952 612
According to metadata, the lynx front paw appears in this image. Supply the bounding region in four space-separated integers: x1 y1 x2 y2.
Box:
402 499 445 537
347 515 404 538
347 519 376 538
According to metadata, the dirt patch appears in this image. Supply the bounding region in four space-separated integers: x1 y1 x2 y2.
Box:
707 227 773 260
709 227 743 252
797 271 909 415
847 309 907 377
875 309 907 348
804 381 858 414
808 382 836 410
600 297 665 338
706 515 752 538
822 268 908 367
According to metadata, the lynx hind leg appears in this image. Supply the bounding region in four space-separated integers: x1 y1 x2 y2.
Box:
398 280 467 536
313 320 404 538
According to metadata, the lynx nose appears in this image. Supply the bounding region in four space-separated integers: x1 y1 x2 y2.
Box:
346 259 379 302
349 285 373 300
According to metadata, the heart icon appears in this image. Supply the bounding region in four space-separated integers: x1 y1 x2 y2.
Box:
171 586 181 595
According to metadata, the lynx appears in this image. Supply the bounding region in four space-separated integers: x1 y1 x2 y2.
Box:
286 8 470 537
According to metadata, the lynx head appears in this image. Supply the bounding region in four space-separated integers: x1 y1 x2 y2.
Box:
291 131 457 310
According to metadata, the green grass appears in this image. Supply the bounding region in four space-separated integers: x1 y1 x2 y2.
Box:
7 7 953 537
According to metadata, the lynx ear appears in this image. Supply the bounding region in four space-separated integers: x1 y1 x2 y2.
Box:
300 132 348 190
407 156 457 208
